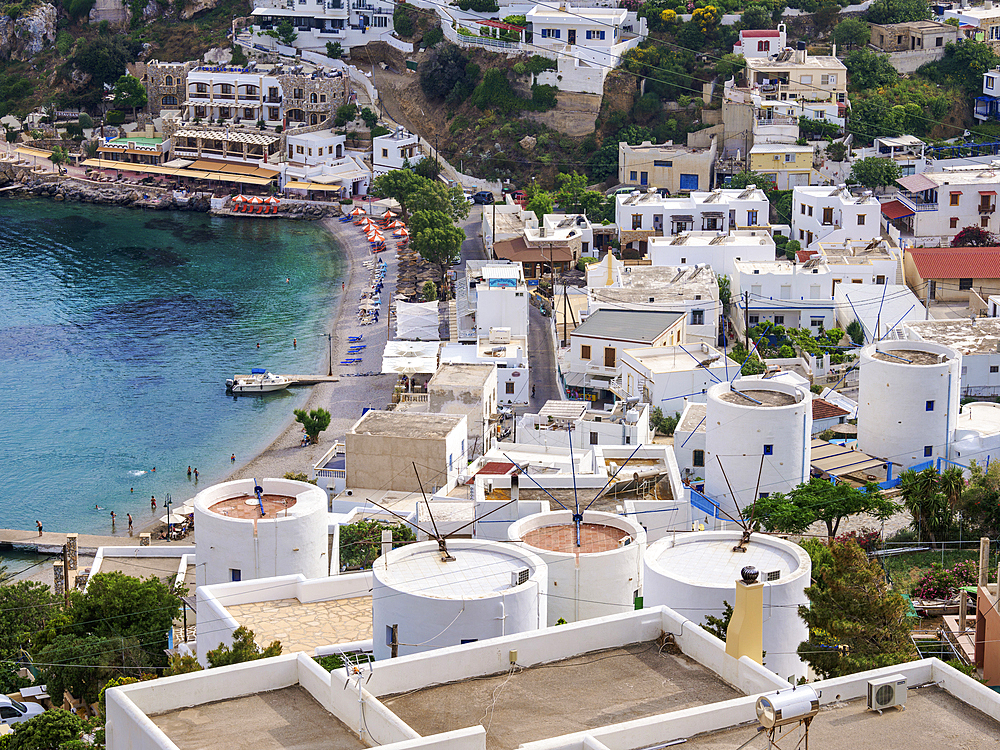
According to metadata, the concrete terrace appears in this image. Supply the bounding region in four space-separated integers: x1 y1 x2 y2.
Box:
225 596 373 654
679 687 1000 750
151 686 366 750
381 641 742 750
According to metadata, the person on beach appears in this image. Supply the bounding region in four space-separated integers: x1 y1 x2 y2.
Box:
532 385 536 398
342 281 345 291
151 495 157 511
127 513 133 532
187 466 192 477
36 520 43 536
110 511 116 527
231 453 236 463
194 468 199 480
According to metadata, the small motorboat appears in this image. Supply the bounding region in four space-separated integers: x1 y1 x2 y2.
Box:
226 368 291 394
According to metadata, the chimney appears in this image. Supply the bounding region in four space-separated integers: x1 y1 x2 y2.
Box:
725 565 764 665
795 40 806 64
510 473 520 504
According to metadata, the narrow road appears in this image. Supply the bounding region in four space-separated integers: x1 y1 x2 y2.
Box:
528 304 560 411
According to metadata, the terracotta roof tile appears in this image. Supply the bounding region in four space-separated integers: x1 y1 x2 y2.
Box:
812 398 850 421
907 247 1000 280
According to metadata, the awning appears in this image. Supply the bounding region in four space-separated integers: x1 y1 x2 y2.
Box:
162 158 194 168
284 180 343 191
880 200 915 220
896 173 938 192
950 190 963 194
981 190 998 196
810 439 887 479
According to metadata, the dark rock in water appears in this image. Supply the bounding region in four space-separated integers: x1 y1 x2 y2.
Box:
116 245 188 268
45 215 108 234
0 324 79 360
143 216 218 244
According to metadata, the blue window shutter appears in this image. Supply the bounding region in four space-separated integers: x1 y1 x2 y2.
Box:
555 29 560 38
600 30 605 40
586 30 591 39
679 174 699 191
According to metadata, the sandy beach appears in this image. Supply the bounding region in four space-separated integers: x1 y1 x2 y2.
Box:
222 209 400 484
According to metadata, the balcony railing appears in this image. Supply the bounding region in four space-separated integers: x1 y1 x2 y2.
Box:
980 205 996 214
896 192 938 213
265 96 282 103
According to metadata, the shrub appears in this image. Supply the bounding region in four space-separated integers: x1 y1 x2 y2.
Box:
423 26 444 47
78 112 93 129
105 110 125 125
912 561 978 600
334 103 358 127
370 124 391 138
56 30 74 56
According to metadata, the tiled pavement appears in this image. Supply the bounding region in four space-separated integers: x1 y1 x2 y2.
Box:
225 596 373 653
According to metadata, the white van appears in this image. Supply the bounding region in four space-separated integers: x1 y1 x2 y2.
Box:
0 696 44 726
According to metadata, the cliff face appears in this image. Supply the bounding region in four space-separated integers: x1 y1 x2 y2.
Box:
87 0 227 28
0 3 57 61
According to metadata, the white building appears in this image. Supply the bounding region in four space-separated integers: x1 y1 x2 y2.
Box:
246 0 393 53
647 230 777 279
888 167 1000 244
282 130 370 196
616 343 740 408
953 400 1000 467
423 363 498 457
834 283 926 345
440 337 530 407
976 65 1000 121
481 199 536 259
372 127 423 177
704 379 813 522
791 184 881 249
514 399 654 448
857 340 962 468
587 258 721 346
616 186 771 253
644 530 810 681
456 260 530 342
508 510 646 625
743 45 849 127
733 25 787 57
193 477 330 589
372 538 547 659
732 258 838 332
905 317 1000 398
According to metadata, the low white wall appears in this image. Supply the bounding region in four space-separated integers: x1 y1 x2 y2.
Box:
378 727 486 750
88 546 196 592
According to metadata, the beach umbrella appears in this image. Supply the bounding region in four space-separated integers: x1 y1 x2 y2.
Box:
264 196 280 205
361 218 379 229
232 195 248 203
366 229 384 240
248 196 263 204
386 220 406 229
381 210 397 219
350 207 366 216
394 228 410 237
159 512 187 525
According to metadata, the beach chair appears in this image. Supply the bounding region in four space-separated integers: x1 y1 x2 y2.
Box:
348 336 362 342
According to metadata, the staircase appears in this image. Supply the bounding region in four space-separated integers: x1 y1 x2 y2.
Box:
448 300 459 343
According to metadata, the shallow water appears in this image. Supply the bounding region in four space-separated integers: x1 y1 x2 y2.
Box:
0 199 343 535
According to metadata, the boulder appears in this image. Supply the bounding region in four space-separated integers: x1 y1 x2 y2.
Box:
0 4 57 62
519 135 537 151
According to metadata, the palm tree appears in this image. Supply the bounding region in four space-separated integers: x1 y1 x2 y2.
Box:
939 466 965 510
898 468 952 545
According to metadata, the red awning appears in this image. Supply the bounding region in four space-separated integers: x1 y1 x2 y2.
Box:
881 200 915 220
476 19 524 30
981 190 998 195
950 190 963 194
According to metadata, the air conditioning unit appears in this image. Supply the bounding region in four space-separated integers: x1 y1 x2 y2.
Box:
489 327 512 344
867 674 907 712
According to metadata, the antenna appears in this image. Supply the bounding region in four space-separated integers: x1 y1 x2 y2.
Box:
412 462 453 562
565 424 583 548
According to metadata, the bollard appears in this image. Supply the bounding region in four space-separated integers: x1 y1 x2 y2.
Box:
65 533 78 571
53 560 65 597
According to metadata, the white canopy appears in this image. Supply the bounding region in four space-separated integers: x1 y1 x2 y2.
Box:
381 340 440 375
395 300 440 341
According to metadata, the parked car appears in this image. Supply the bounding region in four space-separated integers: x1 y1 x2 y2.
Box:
0 696 44 727
472 191 494 205
463 191 475 205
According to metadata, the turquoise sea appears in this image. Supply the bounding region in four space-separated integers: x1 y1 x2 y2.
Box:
0 198 343 537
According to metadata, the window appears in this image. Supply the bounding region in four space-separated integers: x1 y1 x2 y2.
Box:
195 83 207 93
0 707 18 720
506 381 514 394
244 108 253 119
936 36 944 46
296 145 304 154
800 203 806 215
219 107 230 119
307 148 312 156
808 206 813 216
959 278 973 290
857 214 866 226
320 93 327 103
758 40 770 52
989 77 996 90
269 107 279 120
876 275 885 285
896 35 903 44
950 192 960 206
581 344 591 359
164 75 173 86
800 75 812 84
691 309 704 325
810 318 823 327
763 444 773 455
630 170 637 181
632 214 642 230
382 148 388 157
992 365 999 373
821 73 836 85
767 570 781 581
692 449 705 467
373 14 388 26
640 171 648 185
604 347 616 368
293 87 303 99
950 217 959 229
590 432 598 445
194 106 205 118
926 400 935 411
449 454 453 471
759 493 769 500
749 315 760 324
162 94 178 107
747 210 758 225
654 160 672 168
785 153 795 162
983 216 991 228
822 207 834 225
310 92 318 103
230 569 241 582
924 445 933 457
774 315 784 325
220 83 232 95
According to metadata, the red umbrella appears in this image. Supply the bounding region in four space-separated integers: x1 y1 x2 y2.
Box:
350 207 366 216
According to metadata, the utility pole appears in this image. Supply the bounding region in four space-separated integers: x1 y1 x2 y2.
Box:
924 281 931 320
435 135 439 173
563 283 569 347
61 544 70 607
744 290 750 349
390 624 398 658
492 201 496 260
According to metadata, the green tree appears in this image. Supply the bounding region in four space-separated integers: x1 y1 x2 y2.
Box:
326 41 344 59
422 280 438 301
0 580 61 659
849 94 903 140
718 274 731 316
952 224 997 247
71 37 143 92
294 407 331 444
393 3 415 36
334 103 358 127
470 68 522 113
832 18 871 49
797 540 916 678
739 4 772 29
413 156 442 181
0 661 30 694
164 653 203 676
78 112 93 130
650 407 680 436
846 319 865 345
359 106 378 129
206 626 281 668
702 600 734 641
747 477 899 540
339 519 417 569
37 634 153 705
112 75 147 121
555 171 588 213
826 141 848 162
844 49 897 91
49 145 69 174
410 209 466 282
230 43 248 67
7 709 84 750
715 53 746 80
849 156 902 189
525 190 554 221
420 46 479 104
370 169 427 218
282 471 317 485
865 0 931 24
898 468 954 544
277 19 298 46
407 180 470 222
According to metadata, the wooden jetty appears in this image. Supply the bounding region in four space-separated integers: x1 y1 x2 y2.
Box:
284 375 340 385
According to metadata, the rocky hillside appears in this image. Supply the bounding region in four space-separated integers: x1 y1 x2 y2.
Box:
0 3 57 61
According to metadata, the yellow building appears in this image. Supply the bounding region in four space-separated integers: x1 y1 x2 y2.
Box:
747 143 815 190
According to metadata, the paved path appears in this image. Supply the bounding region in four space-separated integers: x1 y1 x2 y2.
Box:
0 527 188 554
528 304 561 411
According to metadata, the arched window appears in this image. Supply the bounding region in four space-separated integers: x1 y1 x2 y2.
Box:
162 95 178 107
165 75 173 86
310 113 319 125
310 92 318 103
336 144 342 158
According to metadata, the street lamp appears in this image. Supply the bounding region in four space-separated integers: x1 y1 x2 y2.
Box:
327 332 333 376
165 493 173 538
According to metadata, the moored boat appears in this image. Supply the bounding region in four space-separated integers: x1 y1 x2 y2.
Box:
226 368 291 394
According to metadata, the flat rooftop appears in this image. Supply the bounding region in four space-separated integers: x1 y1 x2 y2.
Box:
521 522 629 553
679 687 1000 750
151 686 366 750
379 545 536 598
626 345 734 374
428 363 496 388
595 265 718 303
871 348 950 365
381 641 742 750
350 410 465 438
209 493 297 519
905 318 1000 355
225 596 372 654
574 310 684 343
719 388 797 406
650 537 801 586
678 403 707 433
94 556 180 584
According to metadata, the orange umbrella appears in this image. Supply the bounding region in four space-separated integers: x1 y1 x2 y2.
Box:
360 217 379 228
350 207 366 216
367 232 385 242
264 196 280 205
248 196 263 204
394 227 410 237
386 220 406 229
381 210 397 219
232 195 248 203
